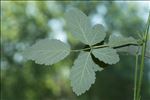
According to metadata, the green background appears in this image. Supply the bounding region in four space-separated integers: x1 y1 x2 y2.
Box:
1 1 150 100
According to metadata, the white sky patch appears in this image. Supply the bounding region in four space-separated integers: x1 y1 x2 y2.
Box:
48 19 64 31
90 4 108 30
13 53 23 63
26 1 37 17
91 14 107 28
136 1 150 23
48 19 67 43
115 1 150 23
96 5 107 16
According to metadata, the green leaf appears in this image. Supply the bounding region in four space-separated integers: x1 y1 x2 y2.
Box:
116 45 140 55
65 8 91 45
65 8 106 45
70 52 103 96
116 40 150 58
108 35 137 47
89 24 106 45
92 47 120 64
23 39 70 65
93 63 103 72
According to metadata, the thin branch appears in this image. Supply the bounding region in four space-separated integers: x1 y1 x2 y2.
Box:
71 47 91 52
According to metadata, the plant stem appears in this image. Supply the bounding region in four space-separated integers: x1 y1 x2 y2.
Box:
71 44 109 52
71 42 139 52
92 44 109 49
136 44 145 99
136 11 150 100
71 47 91 52
134 52 139 100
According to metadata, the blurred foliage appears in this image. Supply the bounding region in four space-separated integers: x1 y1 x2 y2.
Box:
1 1 150 100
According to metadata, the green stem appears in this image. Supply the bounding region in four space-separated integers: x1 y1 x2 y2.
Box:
71 44 109 52
71 42 139 52
136 11 150 100
136 44 145 99
71 47 91 52
92 44 108 49
134 52 139 100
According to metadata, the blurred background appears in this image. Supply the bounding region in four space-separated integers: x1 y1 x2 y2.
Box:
1 1 150 100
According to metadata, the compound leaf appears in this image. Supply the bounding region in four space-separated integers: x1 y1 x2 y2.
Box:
108 35 137 47
70 52 103 96
23 39 70 65
92 47 120 64
65 8 106 45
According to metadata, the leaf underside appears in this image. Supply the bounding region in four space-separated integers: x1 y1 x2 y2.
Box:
108 35 137 47
22 8 131 97
92 47 120 64
23 39 70 65
65 8 106 45
70 52 103 96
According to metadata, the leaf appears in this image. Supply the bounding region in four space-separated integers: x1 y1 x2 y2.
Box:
108 35 137 47
116 40 150 58
89 24 106 45
93 62 103 72
65 8 106 45
23 39 70 65
92 47 120 64
65 8 91 45
70 52 103 96
116 45 140 55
